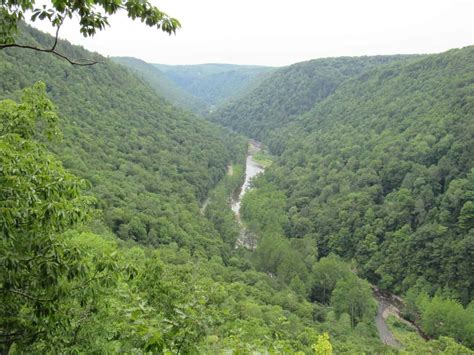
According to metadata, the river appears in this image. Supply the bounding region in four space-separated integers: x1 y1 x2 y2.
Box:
231 141 407 348
231 140 265 248
231 141 411 347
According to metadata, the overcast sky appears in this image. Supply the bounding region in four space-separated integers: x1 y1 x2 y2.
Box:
32 0 473 66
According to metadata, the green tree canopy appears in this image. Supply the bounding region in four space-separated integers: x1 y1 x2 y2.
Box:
0 82 99 352
330 276 376 328
1 0 180 43
0 0 180 64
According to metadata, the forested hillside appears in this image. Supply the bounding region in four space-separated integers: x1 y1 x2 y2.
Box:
222 47 474 348
2 20 473 353
0 24 393 354
112 56 208 115
0 24 245 251
211 55 414 141
154 63 273 106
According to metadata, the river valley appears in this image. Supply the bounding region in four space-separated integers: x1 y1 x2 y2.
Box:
233 142 405 348
231 140 265 249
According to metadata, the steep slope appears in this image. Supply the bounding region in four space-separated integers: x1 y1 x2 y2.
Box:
0 25 395 355
0 24 246 251
211 55 415 142
154 63 273 106
112 56 208 115
241 47 474 304
3 25 472 353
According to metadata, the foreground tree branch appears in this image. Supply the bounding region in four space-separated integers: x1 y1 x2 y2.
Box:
0 43 100 66
51 16 64 51
0 0 181 65
0 15 100 65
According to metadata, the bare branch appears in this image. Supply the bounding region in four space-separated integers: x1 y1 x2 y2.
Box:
0 43 100 66
51 17 65 51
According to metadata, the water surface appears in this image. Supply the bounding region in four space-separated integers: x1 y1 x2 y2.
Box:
231 141 265 249
231 142 264 217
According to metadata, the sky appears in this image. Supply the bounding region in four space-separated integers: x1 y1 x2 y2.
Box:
31 0 473 66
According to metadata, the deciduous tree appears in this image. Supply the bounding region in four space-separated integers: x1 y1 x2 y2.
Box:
0 0 180 64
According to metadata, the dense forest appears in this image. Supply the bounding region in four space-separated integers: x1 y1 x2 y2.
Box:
0 24 248 253
215 46 474 349
1 18 473 355
112 57 209 115
211 55 414 141
154 63 273 107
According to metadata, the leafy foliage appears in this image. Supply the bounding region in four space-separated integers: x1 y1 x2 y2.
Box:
154 63 273 107
0 27 347 354
234 47 474 300
418 295 474 348
387 315 474 354
211 55 414 143
204 163 246 248
0 24 245 252
112 56 209 115
313 333 333 355
222 47 474 347
2 22 472 354
0 0 179 46
331 276 376 328
0 82 99 352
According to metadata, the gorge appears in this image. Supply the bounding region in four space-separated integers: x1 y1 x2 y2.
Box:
1 20 473 354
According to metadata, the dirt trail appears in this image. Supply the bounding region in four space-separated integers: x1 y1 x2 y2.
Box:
375 297 402 349
374 289 429 349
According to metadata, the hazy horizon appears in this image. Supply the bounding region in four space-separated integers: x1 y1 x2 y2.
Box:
122 48 470 68
30 0 473 66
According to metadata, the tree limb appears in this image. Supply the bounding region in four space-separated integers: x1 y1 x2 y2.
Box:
0 15 100 65
51 17 65 51
0 43 100 66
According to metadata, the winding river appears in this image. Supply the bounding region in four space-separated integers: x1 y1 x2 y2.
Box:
231 140 265 248
230 142 406 348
